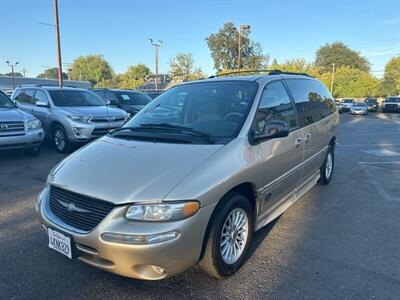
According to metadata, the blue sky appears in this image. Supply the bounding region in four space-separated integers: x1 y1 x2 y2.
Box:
1 0 399 78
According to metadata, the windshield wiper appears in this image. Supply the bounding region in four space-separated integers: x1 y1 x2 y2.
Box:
140 123 215 144
109 124 215 144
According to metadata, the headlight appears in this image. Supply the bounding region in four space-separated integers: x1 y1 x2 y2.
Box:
27 119 41 130
68 115 92 123
126 201 200 221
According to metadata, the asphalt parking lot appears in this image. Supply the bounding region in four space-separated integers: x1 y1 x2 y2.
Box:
1 113 399 299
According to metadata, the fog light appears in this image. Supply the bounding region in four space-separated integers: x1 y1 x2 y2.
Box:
73 127 82 136
101 230 179 245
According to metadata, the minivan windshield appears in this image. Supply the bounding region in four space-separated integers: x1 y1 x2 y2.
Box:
49 90 105 107
115 91 151 106
385 97 400 103
118 81 259 143
0 92 16 109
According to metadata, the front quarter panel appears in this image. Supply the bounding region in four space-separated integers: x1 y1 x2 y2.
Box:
164 137 264 208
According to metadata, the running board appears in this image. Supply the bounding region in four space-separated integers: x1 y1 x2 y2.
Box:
255 171 320 231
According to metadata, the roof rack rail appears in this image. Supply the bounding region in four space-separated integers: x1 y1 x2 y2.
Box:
208 69 313 78
17 84 80 88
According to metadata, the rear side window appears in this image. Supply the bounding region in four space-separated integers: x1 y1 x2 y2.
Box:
254 80 298 134
14 89 35 105
286 79 336 127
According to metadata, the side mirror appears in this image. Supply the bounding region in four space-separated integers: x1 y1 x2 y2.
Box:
250 120 289 144
105 100 111 106
36 100 49 108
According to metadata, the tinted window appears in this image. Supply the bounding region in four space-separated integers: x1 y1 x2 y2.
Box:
254 80 298 134
34 90 49 105
93 90 106 99
14 89 35 105
286 79 336 127
48 90 105 107
115 91 151 106
107 92 120 105
386 97 400 103
0 92 16 108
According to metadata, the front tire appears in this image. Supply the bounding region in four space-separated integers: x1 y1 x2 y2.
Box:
199 192 254 278
53 125 70 153
319 146 334 185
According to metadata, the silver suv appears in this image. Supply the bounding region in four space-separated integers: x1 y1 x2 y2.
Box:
12 86 128 152
0 91 44 155
36 72 339 280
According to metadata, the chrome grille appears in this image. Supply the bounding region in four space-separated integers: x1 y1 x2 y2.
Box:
49 185 114 232
0 121 25 133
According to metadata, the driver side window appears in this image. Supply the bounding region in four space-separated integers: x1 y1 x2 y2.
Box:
255 81 298 135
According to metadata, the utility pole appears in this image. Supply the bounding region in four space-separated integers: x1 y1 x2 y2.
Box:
330 63 335 94
53 0 63 87
237 24 250 71
22 68 27 77
6 61 19 89
148 39 163 90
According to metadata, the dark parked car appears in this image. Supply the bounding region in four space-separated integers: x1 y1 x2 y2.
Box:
382 96 400 113
364 98 378 111
145 90 164 99
93 89 152 116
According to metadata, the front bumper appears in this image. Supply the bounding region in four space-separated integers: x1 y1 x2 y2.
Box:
65 121 125 143
0 128 44 150
36 188 216 280
350 110 368 115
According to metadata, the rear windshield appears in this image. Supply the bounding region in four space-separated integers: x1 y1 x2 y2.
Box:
49 90 105 107
343 99 353 103
115 91 152 106
385 97 400 103
0 92 16 108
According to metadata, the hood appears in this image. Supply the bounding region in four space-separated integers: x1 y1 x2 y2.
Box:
50 136 224 205
60 106 126 117
0 108 36 122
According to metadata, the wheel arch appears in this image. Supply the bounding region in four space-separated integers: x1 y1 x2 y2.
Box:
198 182 257 261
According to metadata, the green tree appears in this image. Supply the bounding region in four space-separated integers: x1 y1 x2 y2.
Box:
206 22 268 72
319 66 380 98
37 67 67 80
169 53 205 81
380 56 400 96
315 42 370 72
4 72 23 77
120 64 151 89
268 58 323 77
69 55 113 85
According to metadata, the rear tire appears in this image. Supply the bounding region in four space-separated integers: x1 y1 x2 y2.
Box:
319 146 334 185
52 125 70 153
199 192 254 278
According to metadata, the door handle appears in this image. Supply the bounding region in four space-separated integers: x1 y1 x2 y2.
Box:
295 138 303 146
304 133 312 142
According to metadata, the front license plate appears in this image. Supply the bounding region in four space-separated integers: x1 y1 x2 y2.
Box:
48 228 72 259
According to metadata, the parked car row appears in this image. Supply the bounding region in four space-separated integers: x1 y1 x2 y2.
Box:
336 96 400 115
0 86 164 155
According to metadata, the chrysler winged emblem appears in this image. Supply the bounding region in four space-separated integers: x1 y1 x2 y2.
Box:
57 200 91 213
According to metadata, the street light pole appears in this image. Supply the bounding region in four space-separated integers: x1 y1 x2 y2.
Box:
237 25 250 72
53 0 63 87
6 61 19 90
148 39 163 91
330 63 335 95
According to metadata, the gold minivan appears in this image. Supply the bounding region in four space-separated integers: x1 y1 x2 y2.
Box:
36 71 339 280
